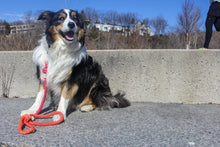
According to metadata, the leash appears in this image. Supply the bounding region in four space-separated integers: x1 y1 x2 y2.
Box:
18 63 64 135
35 62 48 115
18 112 63 134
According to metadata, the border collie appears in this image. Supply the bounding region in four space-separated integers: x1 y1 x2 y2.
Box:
21 9 130 121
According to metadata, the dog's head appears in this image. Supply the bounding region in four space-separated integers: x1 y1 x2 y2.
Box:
38 9 85 47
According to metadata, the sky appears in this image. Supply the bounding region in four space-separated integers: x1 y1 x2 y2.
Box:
0 0 209 30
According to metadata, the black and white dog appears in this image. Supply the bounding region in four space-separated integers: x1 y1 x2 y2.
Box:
21 9 130 121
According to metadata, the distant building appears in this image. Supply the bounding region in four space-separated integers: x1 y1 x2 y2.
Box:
0 24 37 35
1 22 153 36
132 21 151 36
94 23 123 32
10 24 36 34
92 22 152 36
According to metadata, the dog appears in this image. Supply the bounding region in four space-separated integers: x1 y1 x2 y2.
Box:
21 9 130 121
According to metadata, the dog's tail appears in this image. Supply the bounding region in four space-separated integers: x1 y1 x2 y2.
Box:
90 74 130 109
96 91 130 109
109 92 130 108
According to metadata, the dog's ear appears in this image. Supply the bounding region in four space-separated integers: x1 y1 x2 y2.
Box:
38 11 55 22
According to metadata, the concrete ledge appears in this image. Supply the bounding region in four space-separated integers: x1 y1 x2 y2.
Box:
0 50 220 104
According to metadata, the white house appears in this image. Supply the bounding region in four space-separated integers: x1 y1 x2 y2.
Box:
92 22 152 36
132 21 151 36
10 24 36 34
94 23 123 32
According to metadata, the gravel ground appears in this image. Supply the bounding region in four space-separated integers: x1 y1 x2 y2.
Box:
0 98 220 147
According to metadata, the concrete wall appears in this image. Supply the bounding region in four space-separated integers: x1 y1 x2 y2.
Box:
0 50 220 104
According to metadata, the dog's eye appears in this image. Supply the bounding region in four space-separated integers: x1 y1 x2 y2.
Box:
59 17 65 21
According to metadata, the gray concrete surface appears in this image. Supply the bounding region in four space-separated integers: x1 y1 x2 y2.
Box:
0 50 220 104
0 98 220 146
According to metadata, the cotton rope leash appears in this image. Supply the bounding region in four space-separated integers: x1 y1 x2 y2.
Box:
18 112 64 134
35 62 48 115
18 63 64 135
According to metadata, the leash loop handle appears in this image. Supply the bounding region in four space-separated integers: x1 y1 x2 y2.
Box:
18 112 64 135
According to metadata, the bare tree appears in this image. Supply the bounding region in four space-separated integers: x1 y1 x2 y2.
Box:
84 7 99 23
143 18 150 27
22 11 35 25
10 21 24 25
118 12 137 27
102 10 119 25
151 15 168 35
0 10 44 51
177 0 201 49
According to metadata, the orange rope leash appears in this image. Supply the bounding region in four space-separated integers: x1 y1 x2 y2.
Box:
18 63 64 135
34 63 48 115
18 112 63 134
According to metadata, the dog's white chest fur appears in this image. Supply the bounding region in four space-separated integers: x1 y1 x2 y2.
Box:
33 36 87 95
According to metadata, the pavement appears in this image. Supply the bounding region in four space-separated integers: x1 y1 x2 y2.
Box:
0 98 220 147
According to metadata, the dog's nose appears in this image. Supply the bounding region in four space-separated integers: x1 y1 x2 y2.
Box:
68 22 75 29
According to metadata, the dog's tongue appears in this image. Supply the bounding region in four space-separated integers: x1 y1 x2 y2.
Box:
65 31 74 41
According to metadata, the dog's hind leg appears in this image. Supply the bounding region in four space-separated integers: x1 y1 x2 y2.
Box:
80 96 96 112
21 84 44 116
80 85 97 112
53 83 79 121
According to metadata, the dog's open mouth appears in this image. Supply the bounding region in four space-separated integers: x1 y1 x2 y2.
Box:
61 31 75 41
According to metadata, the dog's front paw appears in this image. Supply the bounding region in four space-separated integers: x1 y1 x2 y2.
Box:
20 109 36 117
53 111 66 122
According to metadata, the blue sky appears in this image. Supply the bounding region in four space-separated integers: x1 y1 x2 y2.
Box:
0 0 209 29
